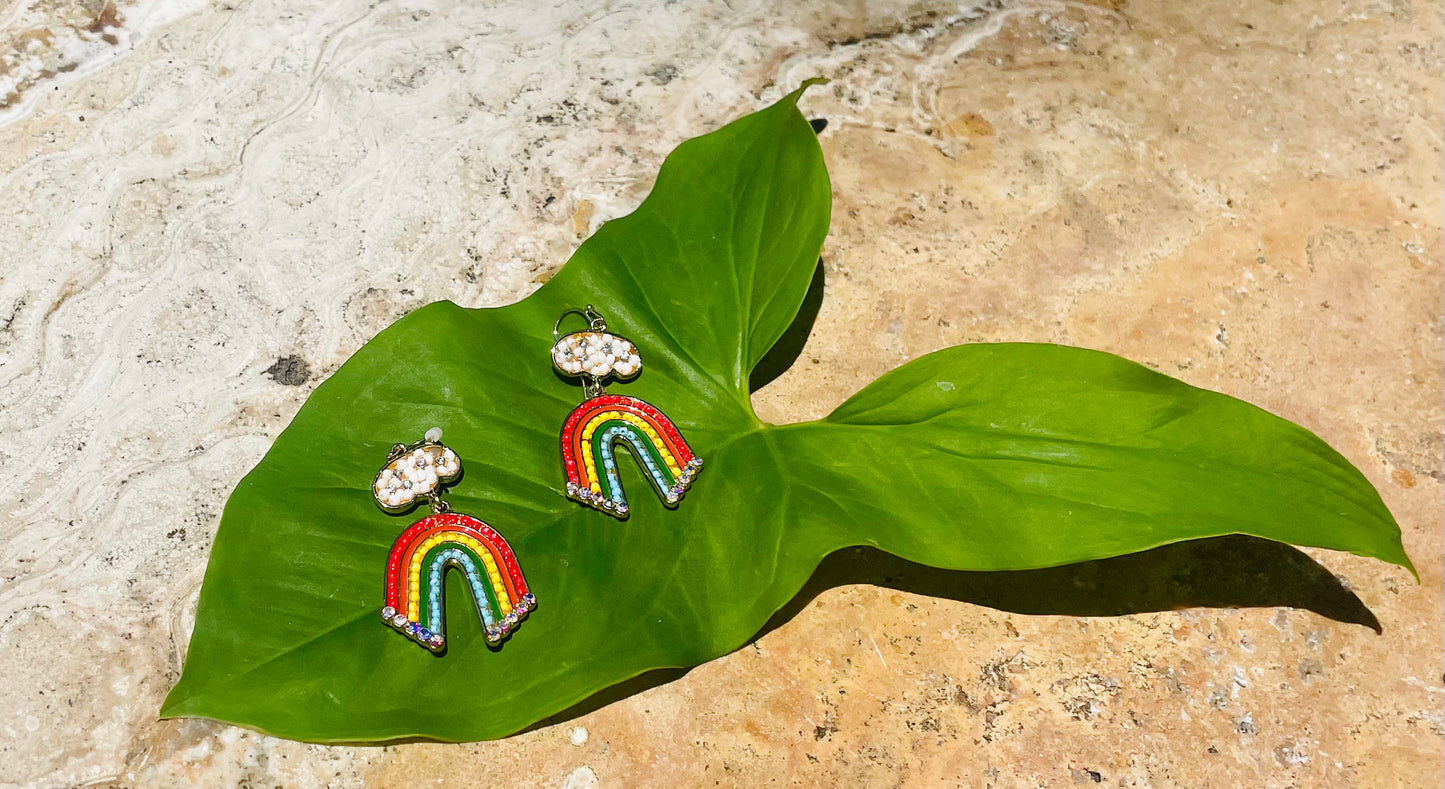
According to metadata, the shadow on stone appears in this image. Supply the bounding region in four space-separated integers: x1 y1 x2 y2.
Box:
749 259 825 392
524 666 694 735
758 534 1381 640
741 114 827 392
529 534 1377 734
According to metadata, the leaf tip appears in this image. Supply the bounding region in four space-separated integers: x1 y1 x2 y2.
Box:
787 77 829 104
157 696 186 721
158 677 201 721
1402 554 1421 584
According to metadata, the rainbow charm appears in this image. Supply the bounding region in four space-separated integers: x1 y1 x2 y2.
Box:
382 513 534 650
552 306 703 518
561 394 703 516
374 428 535 651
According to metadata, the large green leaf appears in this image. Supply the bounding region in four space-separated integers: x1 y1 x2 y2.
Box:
161 84 1411 742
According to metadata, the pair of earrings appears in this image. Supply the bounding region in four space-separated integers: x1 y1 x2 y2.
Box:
372 306 702 652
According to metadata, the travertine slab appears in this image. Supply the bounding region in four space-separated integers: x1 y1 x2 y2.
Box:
0 1 1439 787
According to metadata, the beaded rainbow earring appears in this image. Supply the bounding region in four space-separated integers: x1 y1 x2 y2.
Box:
552 306 703 518
374 428 535 651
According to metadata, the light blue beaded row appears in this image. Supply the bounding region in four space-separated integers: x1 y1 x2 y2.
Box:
597 424 673 506
424 548 498 636
599 425 627 508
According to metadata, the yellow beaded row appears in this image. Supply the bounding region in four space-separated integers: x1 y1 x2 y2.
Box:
617 411 683 477
578 411 683 483
405 535 513 620
456 536 512 616
579 412 610 491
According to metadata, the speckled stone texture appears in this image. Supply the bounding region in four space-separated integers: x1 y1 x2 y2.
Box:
0 0 1439 787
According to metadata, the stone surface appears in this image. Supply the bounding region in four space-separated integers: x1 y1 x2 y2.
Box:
0 0 1440 787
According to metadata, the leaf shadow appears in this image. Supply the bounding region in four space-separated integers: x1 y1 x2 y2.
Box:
749 258 826 392
527 535 1377 734
744 114 828 394
763 535 1380 634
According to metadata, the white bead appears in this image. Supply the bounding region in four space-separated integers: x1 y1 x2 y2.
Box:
425 427 442 443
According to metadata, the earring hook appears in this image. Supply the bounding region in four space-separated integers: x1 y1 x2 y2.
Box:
553 305 607 343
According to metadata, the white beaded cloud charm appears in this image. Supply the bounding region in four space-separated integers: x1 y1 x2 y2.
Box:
372 431 462 511
551 330 642 379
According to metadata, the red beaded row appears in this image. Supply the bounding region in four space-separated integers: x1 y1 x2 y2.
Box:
383 514 530 609
560 395 696 486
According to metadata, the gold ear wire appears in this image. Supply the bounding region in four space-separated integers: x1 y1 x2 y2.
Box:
553 305 607 342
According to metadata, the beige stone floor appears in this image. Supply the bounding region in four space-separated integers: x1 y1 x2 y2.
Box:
1 0 1440 787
